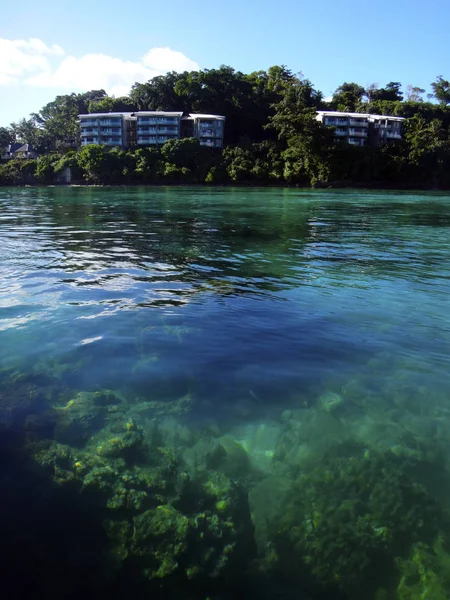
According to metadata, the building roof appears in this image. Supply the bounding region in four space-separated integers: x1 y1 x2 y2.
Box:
181 113 226 121
317 110 405 122
78 111 226 121
78 112 134 118
3 143 35 153
191 113 226 120
137 111 184 117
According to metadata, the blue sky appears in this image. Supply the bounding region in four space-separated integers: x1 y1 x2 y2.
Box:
1 0 449 126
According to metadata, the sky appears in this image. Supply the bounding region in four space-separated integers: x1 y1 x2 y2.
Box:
1 0 449 126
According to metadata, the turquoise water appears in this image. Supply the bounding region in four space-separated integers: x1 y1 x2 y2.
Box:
2 186 450 599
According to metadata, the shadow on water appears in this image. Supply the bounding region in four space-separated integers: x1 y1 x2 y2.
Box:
0 423 314 600
0 427 111 599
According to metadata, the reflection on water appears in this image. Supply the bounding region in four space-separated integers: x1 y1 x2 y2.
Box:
1 186 450 599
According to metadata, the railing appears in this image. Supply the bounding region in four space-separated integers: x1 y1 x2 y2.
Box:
97 120 122 126
99 137 122 144
348 129 368 137
137 127 178 133
199 130 221 137
348 137 366 146
325 118 349 126
200 139 222 147
334 129 348 136
349 119 369 127
138 118 179 125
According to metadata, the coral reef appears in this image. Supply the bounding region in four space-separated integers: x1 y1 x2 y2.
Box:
32 422 255 593
266 444 449 599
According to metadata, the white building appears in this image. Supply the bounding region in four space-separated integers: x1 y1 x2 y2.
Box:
182 114 226 148
136 112 183 146
316 111 405 147
79 113 127 147
78 112 226 149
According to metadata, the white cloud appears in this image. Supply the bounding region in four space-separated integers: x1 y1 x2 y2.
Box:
142 47 199 73
0 37 199 96
0 37 64 85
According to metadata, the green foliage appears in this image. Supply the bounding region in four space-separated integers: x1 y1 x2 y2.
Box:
4 65 450 188
35 154 57 183
88 96 137 114
270 447 447 599
396 538 450 599
431 76 450 105
332 82 366 112
0 126 13 149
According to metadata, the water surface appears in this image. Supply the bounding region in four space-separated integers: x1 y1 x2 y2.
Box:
2 186 450 598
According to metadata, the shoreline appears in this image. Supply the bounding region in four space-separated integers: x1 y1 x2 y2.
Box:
1 181 449 192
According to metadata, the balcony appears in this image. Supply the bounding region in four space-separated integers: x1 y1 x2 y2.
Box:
348 137 366 146
325 118 348 126
97 119 122 126
349 119 369 127
99 137 122 145
137 136 158 145
138 118 179 125
137 127 158 134
348 129 368 137
334 129 348 136
200 139 222 147
199 129 221 138
81 129 98 136
158 128 178 135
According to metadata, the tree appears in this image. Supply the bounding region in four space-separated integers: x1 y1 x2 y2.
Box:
31 90 108 152
405 85 425 102
368 82 403 102
267 75 324 141
130 72 187 111
0 127 13 149
88 96 137 114
10 118 42 148
332 83 366 112
431 76 450 105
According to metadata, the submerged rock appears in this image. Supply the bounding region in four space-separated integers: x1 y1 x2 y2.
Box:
266 444 449 599
52 391 120 447
32 434 256 591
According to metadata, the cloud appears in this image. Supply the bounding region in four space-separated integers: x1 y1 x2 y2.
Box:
0 37 199 96
142 47 199 73
0 37 64 85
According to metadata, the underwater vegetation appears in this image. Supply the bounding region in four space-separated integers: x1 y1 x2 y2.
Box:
33 413 256 595
267 444 450 599
2 370 450 599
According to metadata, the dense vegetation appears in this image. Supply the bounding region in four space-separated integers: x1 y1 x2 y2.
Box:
2 66 450 188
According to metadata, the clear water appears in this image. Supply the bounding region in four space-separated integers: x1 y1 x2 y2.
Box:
2 186 450 598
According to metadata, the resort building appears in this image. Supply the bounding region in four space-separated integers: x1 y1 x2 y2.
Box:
136 112 183 146
316 111 405 147
181 114 226 148
78 112 226 149
79 113 126 147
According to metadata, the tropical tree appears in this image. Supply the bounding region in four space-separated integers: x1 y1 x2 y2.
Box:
431 76 450 105
332 83 366 112
0 127 14 149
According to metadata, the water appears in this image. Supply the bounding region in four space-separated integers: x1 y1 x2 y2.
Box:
1 186 450 599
